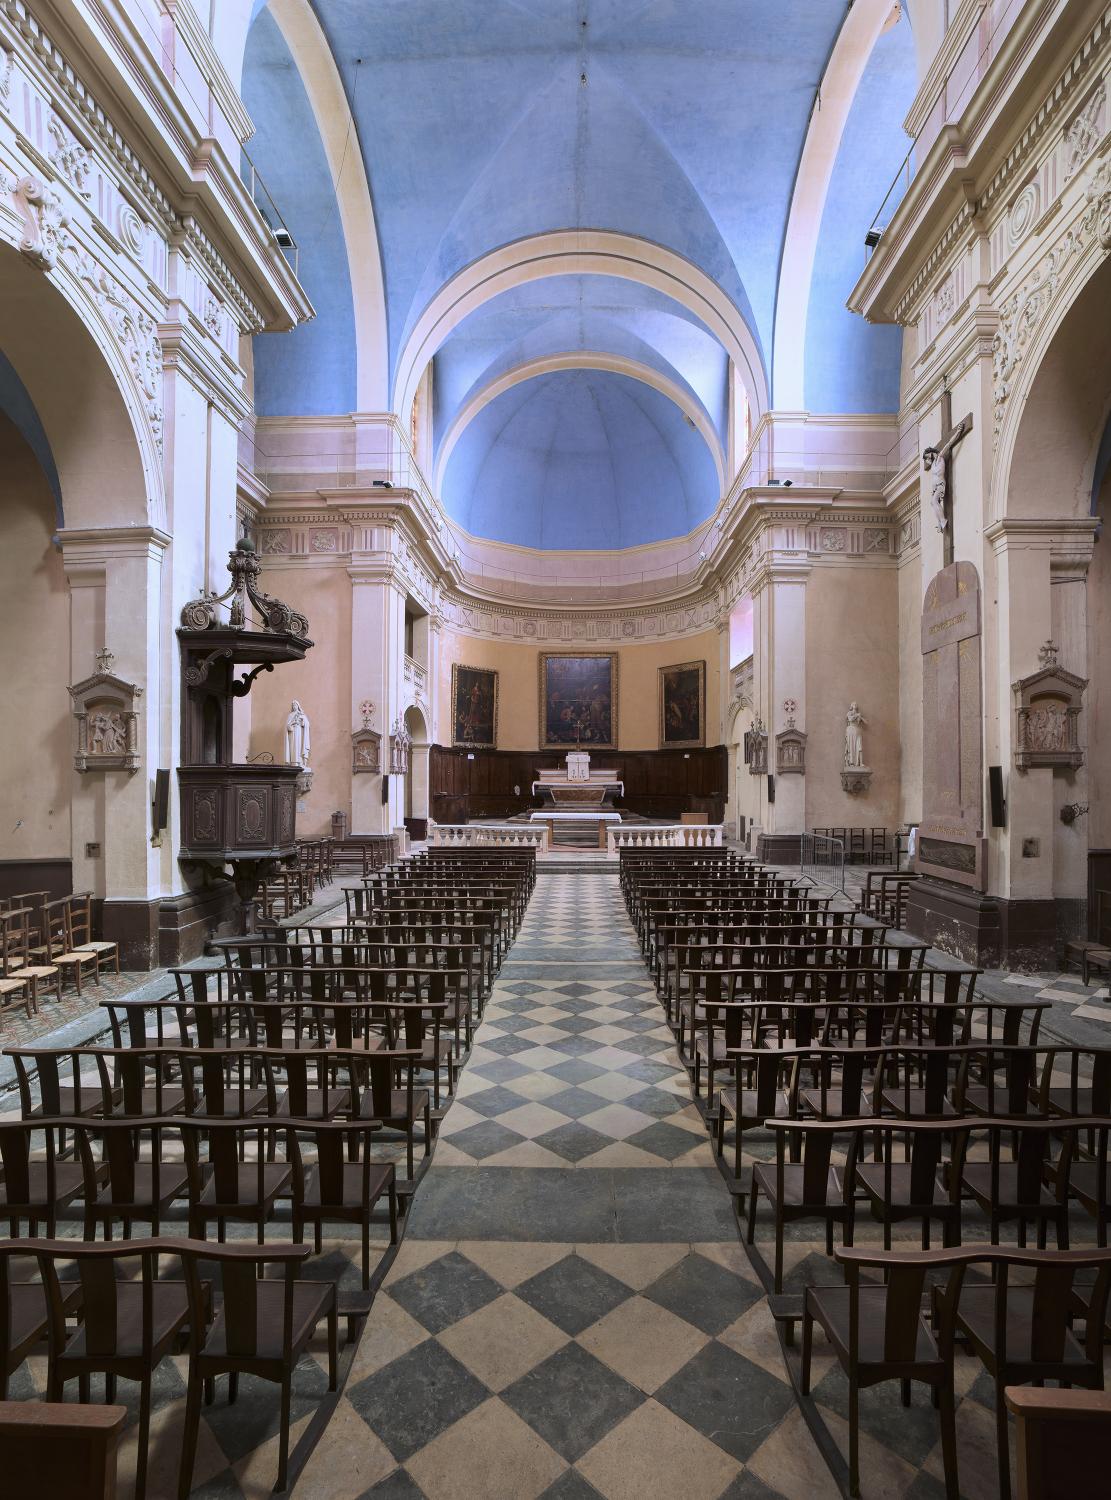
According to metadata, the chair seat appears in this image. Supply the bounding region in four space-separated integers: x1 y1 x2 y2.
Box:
6 1279 82 1363
961 1163 1057 1211
798 1087 870 1120
959 1086 1036 1116
879 1087 957 1118
0 977 28 994
0 1162 87 1211
90 1164 189 1212
201 1280 332 1362
58 1281 190 1365
193 1088 270 1118
53 951 96 966
15 965 60 982
956 1285 1089 1368
274 1088 351 1119
752 1160 845 1209
76 941 117 954
807 1284 939 1367
300 1162 393 1210
358 1090 430 1125
197 1163 292 1209
719 1085 789 1126
117 1086 187 1117
856 1162 951 1212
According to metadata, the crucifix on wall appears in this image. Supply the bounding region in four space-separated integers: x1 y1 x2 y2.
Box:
922 388 973 568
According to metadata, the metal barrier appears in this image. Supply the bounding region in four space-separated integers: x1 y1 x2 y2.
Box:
800 832 846 892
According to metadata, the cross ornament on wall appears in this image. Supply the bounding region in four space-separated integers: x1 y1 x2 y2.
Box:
922 387 973 568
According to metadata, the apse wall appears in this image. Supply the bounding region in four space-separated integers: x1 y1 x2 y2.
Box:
434 628 723 756
241 11 356 415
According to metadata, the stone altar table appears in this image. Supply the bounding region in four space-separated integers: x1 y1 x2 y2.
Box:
531 751 623 812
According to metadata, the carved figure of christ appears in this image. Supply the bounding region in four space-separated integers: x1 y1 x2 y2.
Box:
922 388 974 568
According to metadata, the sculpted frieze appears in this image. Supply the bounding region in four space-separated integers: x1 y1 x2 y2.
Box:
47 111 92 199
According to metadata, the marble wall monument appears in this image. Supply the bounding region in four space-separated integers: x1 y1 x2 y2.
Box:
916 562 986 889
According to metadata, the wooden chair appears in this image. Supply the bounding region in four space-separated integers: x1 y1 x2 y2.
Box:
0 909 60 1011
180 1118 293 1244
0 1119 98 1236
344 1046 430 1181
715 1045 798 1186
802 1244 969 1499
854 1119 969 1250
66 893 120 977
959 1119 1075 1248
34 899 99 995
178 1240 337 1497
73 1119 189 1240
36 1237 201 1500
0 1242 83 1400
746 1119 856 1292
953 1246 1111 1500
287 1120 398 1288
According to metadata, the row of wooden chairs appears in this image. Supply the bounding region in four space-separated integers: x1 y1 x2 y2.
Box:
1 1234 340 1498
0 893 119 1022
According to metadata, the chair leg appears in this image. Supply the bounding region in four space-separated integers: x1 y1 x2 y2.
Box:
849 1378 860 1498
800 1306 813 1394
178 1369 203 1500
995 1376 1011 1500
135 1374 152 1500
388 1180 398 1244
745 1176 759 1244
328 1299 338 1391
362 1217 371 1292
276 1375 293 1492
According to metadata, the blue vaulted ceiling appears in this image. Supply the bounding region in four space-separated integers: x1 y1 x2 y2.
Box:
442 368 719 550
242 1 916 549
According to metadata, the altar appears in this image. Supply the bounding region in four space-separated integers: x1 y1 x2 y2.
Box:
530 751 623 816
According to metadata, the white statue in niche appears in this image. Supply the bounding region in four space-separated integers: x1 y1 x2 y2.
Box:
285 700 311 767
844 703 867 767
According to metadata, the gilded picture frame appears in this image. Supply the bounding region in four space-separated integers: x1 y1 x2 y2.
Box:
659 660 705 749
451 664 499 749
538 653 618 749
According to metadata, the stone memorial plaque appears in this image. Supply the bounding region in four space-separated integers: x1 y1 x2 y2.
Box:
916 561 986 890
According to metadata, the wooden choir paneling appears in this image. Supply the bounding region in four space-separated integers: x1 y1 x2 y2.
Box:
430 744 727 824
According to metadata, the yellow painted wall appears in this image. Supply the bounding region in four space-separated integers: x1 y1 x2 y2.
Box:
0 414 71 859
436 627 722 750
248 565 352 837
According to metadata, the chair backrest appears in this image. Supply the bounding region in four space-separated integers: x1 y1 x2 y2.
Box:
0 1122 42 1207
33 1237 164 1364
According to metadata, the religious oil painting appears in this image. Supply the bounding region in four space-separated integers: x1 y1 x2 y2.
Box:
659 660 705 748
451 664 499 749
539 653 618 749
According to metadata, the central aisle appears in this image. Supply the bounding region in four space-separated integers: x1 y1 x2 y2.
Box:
336 872 835 1500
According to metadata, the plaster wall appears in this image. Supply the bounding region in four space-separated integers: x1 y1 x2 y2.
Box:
0 415 71 861
897 537 924 827
804 563 901 830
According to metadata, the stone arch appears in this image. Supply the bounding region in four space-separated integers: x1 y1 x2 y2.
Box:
393 231 768 441
0 240 159 531
404 703 431 825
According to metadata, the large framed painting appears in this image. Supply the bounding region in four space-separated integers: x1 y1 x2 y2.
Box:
539 653 618 749
659 660 705 748
451 664 498 749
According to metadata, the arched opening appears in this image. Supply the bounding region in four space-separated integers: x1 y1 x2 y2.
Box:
994 253 1111 946
404 703 431 834
0 241 160 960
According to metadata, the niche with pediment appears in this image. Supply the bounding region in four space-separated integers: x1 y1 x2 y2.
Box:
69 650 142 773
775 727 807 775
1013 650 1087 772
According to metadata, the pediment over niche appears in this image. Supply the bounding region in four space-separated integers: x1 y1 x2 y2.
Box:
69 648 142 773
1012 644 1086 771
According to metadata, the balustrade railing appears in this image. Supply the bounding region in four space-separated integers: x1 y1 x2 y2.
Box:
606 825 724 856
427 824 547 850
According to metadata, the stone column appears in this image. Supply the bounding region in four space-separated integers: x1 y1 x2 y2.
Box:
750 558 809 856
60 526 170 966
348 557 408 833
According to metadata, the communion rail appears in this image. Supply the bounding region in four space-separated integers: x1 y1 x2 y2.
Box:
606 824 724 856
427 824 547 850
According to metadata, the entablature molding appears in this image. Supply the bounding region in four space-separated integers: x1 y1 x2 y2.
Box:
0 0 307 334
853 1 1111 327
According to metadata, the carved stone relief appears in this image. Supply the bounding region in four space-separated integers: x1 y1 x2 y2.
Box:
1012 641 1086 771
1064 82 1106 178
0 43 12 104
69 647 142 773
47 112 92 199
7 175 69 270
